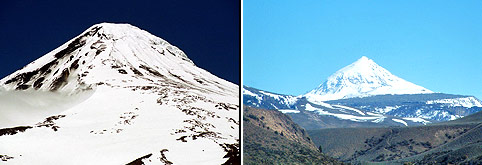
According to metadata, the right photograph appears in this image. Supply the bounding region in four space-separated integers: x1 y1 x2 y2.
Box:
243 1 482 164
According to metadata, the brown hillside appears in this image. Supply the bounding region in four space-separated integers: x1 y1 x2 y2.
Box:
243 105 342 164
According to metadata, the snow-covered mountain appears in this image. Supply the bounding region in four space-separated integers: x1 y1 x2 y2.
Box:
243 57 480 129
305 56 432 102
0 23 239 164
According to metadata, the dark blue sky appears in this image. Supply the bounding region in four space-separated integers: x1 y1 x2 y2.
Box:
0 0 240 84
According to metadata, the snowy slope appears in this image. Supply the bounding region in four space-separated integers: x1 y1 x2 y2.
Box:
0 23 239 164
293 100 432 128
328 93 482 121
242 85 298 110
304 56 432 102
426 97 482 108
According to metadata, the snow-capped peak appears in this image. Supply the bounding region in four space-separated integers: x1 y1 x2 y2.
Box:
84 23 192 62
0 23 235 95
304 56 432 101
0 23 239 164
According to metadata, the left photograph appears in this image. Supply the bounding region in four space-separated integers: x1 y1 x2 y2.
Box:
0 1 240 164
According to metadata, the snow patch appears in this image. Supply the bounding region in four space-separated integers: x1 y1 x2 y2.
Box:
374 106 400 114
372 117 386 123
242 88 262 104
259 91 298 106
304 103 383 122
392 119 408 126
278 109 300 114
426 97 482 108
402 117 431 125
305 103 317 111
332 104 365 115
366 112 384 116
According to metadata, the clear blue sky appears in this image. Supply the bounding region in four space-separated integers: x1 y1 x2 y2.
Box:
244 0 482 99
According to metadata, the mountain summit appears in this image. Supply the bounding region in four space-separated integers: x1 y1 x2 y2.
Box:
304 56 432 101
0 23 236 95
0 23 239 164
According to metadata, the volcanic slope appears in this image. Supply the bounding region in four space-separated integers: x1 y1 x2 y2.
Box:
0 23 239 164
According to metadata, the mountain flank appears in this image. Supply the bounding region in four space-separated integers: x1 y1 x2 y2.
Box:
0 23 239 164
